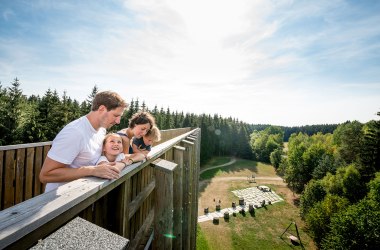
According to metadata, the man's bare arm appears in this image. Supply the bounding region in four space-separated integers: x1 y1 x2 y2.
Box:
39 157 121 184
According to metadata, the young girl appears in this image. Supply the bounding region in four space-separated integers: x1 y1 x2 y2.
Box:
96 133 132 168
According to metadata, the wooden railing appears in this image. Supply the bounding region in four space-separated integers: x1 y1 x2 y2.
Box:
0 127 200 249
0 127 191 211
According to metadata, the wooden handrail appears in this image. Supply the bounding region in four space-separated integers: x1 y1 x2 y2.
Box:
0 127 192 211
0 142 53 151
0 128 201 249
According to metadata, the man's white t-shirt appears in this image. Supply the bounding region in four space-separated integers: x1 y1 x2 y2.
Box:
45 116 106 192
96 153 125 165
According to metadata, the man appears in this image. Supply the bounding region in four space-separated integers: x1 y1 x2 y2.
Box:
39 90 128 192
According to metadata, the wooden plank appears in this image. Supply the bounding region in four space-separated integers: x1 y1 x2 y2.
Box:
78 204 93 222
128 208 154 250
128 180 155 220
4 150 16 209
132 171 140 239
135 210 140 239
0 151 3 210
152 159 176 250
115 179 130 238
186 137 196 142
189 142 196 250
126 178 132 239
41 145 50 192
137 170 142 231
181 140 194 250
15 148 25 204
25 147 35 200
33 147 43 196
193 131 201 250
132 174 137 200
105 187 119 232
137 171 143 235
148 167 153 225
0 141 52 151
140 169 146 228
142 168 147 222
165 148 173 161
131 174 137 236
190 136 199 250
131 212 136 239
94 194 107 227
152 158 177 173
173 146 185 250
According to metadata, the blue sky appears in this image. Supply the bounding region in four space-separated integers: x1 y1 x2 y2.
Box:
0 0 379 126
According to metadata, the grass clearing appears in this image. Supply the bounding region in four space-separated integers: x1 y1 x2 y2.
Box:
200 158 275 180
196 224 211 250
197 157 316 250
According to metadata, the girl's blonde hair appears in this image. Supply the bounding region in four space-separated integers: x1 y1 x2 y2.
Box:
145 126 161 142
102 133 122 155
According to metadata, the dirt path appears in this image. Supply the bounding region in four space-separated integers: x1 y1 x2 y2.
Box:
199 157 237 174
203 176 283 181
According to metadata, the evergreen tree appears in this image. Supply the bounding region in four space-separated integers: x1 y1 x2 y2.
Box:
129 99 136 115
18 97 41 143
141 100 147 111
158 107 165 129
164 107 174 129
134 98 140 113
237 124 253 159
5 78 26 144
36 89 61 141
0 83 8 145
360 112 380 180
86 85 98 110
182 113 192 128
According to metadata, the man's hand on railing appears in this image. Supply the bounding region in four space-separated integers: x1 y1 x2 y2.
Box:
91 162 121 180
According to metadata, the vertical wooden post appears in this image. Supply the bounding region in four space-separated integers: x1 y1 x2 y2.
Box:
152 159 177 250
25 148 35 200
34 147 43 195
173 146 185 250
0 151 3 210
180 140 194 250
115 178 131 238
4 150 15 209
188 131 201 250
15 148 25 204
195 131 201 249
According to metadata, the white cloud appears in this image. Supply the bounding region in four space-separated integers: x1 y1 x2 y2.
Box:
0 0 379 126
